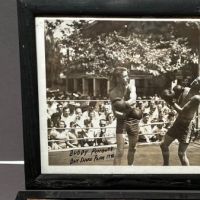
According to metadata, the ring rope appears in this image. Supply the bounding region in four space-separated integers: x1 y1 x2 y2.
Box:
48 131 167 142
47 99 164 102
47 122 169 130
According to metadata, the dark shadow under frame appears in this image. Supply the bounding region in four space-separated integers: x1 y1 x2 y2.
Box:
17 0 200 190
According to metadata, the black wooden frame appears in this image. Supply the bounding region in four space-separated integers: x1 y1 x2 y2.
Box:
17 0 200 190
15 190 200 200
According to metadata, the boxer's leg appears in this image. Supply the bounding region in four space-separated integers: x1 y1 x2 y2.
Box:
113 134 125 165
160 134 174 165
113 119 125 165
127 134 138 165
178 143 189 166
126 121 139 165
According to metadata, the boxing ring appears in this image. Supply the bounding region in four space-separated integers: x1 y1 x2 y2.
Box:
47 99 200 166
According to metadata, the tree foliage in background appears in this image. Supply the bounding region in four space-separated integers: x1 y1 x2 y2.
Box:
45 20 199 87
45 20 63 87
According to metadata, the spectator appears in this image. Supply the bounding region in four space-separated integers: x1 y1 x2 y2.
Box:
67 121 79 147
152 119 167 141
97 119 107 145
82 101 99 120
149 104 159 122
47 100 57 116
50 120 76 149
74 107 84 128
88 110 100 127
136 100 145 112
47 90 178 148
47 118 54 140
98 104 107 120
139 113 154 143
61 106 76 128
102 114 117 145
51 112 61 128
57 103 64 115
83 119 96 146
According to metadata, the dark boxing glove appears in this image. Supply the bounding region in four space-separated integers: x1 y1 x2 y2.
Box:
112 98 128 119
173 85 184 98
112 98 142 120
126 107 143 120
162 89 175 106
112 98 127 112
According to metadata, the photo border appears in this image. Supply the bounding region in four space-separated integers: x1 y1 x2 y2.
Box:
17 0 200 189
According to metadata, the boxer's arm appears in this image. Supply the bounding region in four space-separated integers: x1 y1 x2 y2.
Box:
170 102 182 113
109 88 120 102
125 84 137 106
162 89 182 113
109 88 127 119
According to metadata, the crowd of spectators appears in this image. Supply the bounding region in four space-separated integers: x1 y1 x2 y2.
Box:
47 89 177 150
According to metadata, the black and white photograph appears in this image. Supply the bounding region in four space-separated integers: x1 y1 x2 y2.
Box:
36 17 200 174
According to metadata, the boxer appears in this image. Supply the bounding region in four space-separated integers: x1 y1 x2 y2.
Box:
160 77 200 165
109 67 142 165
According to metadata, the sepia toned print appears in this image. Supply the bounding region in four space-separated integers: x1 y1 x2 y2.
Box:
36 17 200 174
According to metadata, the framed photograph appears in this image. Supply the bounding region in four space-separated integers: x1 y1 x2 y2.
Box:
17 0 200 190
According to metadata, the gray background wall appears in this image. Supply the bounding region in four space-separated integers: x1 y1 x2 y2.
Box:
0 1 25 199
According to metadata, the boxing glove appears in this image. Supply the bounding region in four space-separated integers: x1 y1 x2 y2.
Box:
112 98 142 120
112 98 127 112
162 89 175 105
173 85 184 98
112 98 127 119
126 107 143 120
